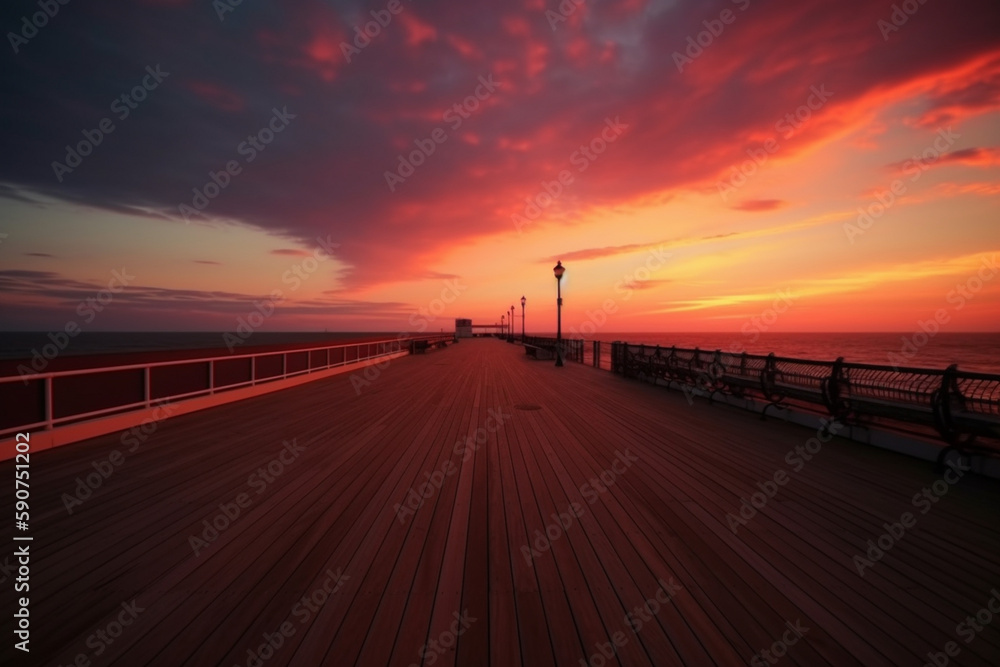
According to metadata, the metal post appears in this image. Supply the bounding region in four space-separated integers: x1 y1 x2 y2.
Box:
555 278 563 366
44 376 53 431
144 366 151 408
521 299 525 341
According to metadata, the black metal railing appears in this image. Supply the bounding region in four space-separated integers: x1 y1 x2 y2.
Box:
609 341 1000 460
521 336 584 363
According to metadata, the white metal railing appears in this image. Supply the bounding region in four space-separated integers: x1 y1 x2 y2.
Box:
0 334 453 437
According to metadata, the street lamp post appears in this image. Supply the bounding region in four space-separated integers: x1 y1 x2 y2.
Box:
509 305 515 342
501 314 505 339
520 295 526 342
553 261 565 367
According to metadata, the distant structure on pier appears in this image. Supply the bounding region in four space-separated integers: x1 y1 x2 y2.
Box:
455 318 503 337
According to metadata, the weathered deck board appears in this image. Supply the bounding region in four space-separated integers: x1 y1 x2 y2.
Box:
2 337 999 666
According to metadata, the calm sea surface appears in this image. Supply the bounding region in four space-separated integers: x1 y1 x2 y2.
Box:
539 332 1000 373
0 332 389 360
0 331 997 373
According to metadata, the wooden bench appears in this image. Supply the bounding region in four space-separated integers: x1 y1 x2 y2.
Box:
524 344 555 360
823 362 1000 464
714 351 766 400
614 343 1000 461
828 362 940 427
933 365 1000 462
756 354 837 419
410 338 453 354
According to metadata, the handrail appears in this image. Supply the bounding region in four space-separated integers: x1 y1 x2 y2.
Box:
0 333 453 437
522 336 584 363
0 335 448 383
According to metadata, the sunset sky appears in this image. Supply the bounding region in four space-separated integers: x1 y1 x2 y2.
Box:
1 0 998 334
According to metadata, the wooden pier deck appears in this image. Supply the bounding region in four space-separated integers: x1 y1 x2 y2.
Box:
4 337 1000 666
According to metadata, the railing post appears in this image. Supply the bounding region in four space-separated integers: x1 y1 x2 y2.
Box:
144 366 151 409
44 376 53 431
209 360 215 395
282 353 287 379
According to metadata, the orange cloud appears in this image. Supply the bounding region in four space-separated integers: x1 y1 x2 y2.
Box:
733 199 788 212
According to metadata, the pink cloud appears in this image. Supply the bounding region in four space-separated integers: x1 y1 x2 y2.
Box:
400 12 437 47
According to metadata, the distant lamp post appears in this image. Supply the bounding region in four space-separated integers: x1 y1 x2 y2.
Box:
553 260 565 367
520 295 526 341
501 314 505 339
509 305 515 342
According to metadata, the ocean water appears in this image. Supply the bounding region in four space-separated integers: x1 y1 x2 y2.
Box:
0 331 394 361
555 332 1000 374
0 331 997 374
